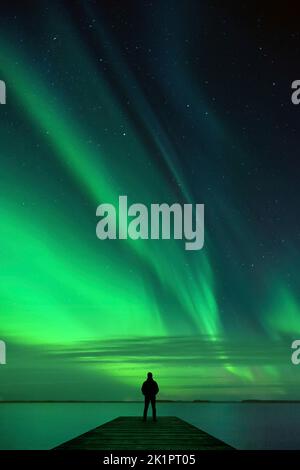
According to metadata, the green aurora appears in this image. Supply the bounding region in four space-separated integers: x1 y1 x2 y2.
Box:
0 1 300 401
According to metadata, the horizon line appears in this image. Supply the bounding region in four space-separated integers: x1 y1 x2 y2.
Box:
1 399 300 403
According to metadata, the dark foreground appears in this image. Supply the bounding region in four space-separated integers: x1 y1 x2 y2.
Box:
54 416 233 450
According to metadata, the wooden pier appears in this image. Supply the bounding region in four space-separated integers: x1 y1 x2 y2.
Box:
55 416 233 450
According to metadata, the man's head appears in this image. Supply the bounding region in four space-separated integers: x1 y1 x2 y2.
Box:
147 372 153 379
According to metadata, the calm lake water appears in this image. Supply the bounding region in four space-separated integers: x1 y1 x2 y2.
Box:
0 403 299 450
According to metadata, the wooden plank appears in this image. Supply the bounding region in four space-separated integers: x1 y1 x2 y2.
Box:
54 416 233 450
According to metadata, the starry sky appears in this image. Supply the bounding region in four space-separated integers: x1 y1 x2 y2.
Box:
1 0 300 401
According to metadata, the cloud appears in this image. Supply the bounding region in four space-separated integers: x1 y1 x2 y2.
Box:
49 335 289 367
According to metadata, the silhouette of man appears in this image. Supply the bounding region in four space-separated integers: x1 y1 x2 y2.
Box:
141 372 159 421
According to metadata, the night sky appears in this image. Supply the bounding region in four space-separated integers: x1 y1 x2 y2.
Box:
1 0 300 400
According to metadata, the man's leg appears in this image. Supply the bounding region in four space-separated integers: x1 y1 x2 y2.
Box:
143 397 150 421
151 397 156 421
